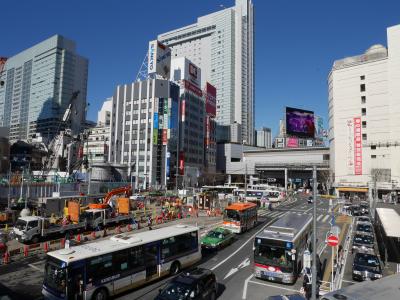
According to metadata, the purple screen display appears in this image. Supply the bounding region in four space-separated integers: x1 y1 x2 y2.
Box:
286 107 315 138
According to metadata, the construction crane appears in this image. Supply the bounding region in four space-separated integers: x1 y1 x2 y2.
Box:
42 91 80 173
88 185 132 209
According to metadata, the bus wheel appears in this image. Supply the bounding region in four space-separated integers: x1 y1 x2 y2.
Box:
92 288 108 300
170 261 181 275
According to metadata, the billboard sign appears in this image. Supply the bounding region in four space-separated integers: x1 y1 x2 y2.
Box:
148 40 171 78
286 137 299 148
162 129 167 145
306 139 313 147
286 107 315 138
354 117 362 175
205 82 217 117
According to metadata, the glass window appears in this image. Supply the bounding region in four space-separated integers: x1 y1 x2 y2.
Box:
87 254 113 281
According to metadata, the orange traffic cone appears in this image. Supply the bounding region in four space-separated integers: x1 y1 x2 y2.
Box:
23 245 29 257
60 238 65 248
76 234 81 243
91 231 96 239
44 242 49 253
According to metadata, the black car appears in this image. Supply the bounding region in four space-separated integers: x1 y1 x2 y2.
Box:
352 252 382 281
356 216 371 225
355 223 374 236
359 202 369 215
155 268 218 300
307 196 313 203
351 205 361 216
351 234 374 254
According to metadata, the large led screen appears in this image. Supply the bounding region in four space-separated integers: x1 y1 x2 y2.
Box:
286 107 315 138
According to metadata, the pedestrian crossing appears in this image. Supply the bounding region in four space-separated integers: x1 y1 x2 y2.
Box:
257 210 333 223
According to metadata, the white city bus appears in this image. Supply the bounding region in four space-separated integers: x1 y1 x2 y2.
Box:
254 213 312 284
42 225 201 300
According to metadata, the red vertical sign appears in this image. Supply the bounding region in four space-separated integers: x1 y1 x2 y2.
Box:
354 117 362 175
179 152 185 175
205 82 217 117
181 100 186 122
162 129 167 145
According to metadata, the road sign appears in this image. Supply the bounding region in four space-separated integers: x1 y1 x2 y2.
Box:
327 235 339 247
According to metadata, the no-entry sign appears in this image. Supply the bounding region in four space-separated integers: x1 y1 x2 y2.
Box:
327 235 339 247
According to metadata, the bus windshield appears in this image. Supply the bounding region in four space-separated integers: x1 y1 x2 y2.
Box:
44 257 67 294
224 209 241 221
255 244 293 269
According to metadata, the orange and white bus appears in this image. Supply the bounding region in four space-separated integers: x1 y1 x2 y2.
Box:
223 202 258 233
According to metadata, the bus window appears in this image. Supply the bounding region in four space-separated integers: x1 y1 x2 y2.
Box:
254 244 293 269
87 254 113 283
44 257 67 294
224 209 241 221
129 246 144 270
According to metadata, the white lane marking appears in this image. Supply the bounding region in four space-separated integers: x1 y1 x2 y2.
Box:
322 215 330 223
28 263 43 272
342 279 357 284
304 206 314 213
210 218 276 271
242 274 254 299
248 280 300 292
269 211 281 217
224 257 250 280
317 215 324 222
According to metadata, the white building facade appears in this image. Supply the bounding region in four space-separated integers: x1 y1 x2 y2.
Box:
158 0 254 145
329 24 400 198
256 127 272 148
109 79 180 190
97 98 112 126
0 35 88 142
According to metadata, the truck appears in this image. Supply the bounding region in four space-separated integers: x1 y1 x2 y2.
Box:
13 215 87 244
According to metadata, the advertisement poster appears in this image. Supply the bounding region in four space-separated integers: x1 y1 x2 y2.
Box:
205 82 217 117
287 137 299 148
354 117 362 175
347 119 354 174
286 107 315 138
153 113 159 129
315 115 324 138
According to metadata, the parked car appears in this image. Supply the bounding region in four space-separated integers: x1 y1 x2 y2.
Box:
155 268 218 300
351 234 374 254
352 252 382 281
201 227 234 250
307 196 313 204
351 205 361 216
356 216 372 225
359 201 369 215
355 223 374 236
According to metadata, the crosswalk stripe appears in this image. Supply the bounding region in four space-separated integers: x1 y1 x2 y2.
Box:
322 215 330 223
270 211 282 217
317 215 324 222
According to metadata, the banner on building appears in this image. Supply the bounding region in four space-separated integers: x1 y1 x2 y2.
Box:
205 82 217 117
354 117 362 175
179 152 185 175
347 119 354 174
153 130 158 145
154 113 159 129
181 100 186 122
162 129 167 145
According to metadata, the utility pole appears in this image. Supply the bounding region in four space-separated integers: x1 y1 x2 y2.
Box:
312 165 317 300
242 140 247 201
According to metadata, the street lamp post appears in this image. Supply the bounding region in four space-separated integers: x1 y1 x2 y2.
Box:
242 140 247 201
311 165 317 300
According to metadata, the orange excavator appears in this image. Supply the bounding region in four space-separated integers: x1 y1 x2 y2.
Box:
89 185 132 209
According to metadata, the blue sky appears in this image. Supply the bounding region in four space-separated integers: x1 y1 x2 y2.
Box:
2 0 399 136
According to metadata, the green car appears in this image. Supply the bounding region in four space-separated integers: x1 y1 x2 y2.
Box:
201 227 235 250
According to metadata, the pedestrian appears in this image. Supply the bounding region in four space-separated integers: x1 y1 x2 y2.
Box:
303 268 312 300
147 215 153 230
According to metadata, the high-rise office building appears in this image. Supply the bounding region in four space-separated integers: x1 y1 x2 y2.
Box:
97 98 112 126
158 0 254 145
0 35 88 142
329 24 400 198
